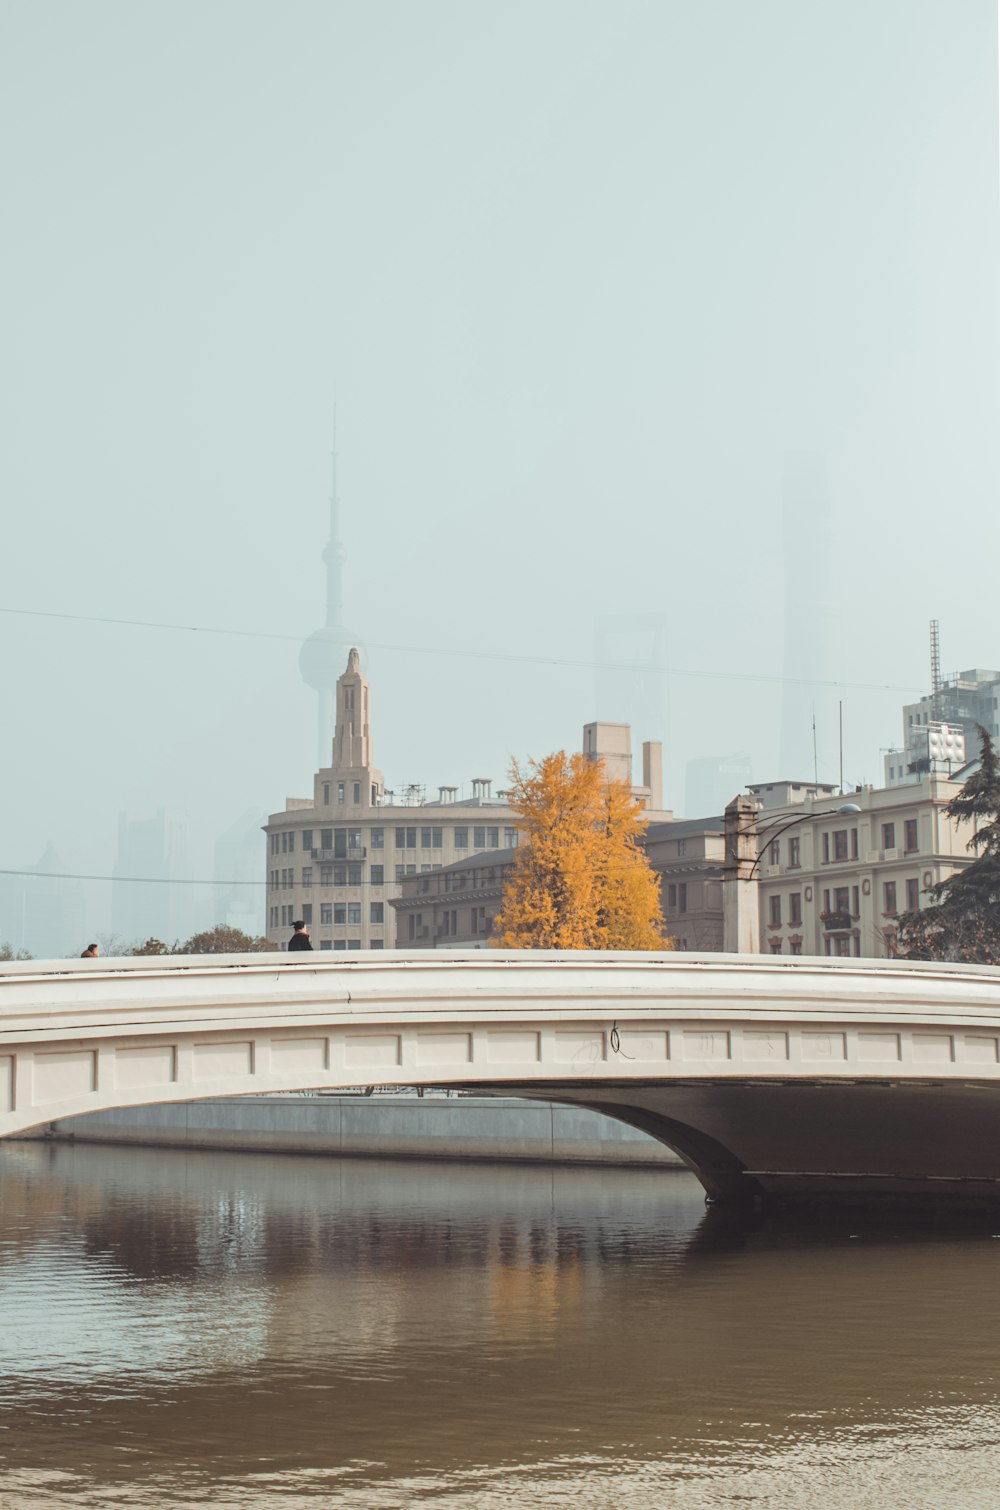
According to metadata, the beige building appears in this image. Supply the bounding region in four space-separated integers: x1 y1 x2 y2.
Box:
265 651 670 950
391 818 723 952
644 819 725 951
265 650 517 951
751 774 975 958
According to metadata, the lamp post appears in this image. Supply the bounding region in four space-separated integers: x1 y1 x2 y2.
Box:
722 796 862 954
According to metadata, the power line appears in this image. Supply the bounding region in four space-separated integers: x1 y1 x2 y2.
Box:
0 868 264 886
0 604 921 695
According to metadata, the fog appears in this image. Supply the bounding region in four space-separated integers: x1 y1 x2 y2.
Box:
2 0 998 946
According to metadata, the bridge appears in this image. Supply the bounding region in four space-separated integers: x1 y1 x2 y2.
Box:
3 950 1000 1207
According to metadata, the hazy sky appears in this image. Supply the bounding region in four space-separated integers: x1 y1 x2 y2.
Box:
3 1 999 927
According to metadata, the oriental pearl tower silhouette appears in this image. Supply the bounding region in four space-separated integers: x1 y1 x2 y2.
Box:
298 426 365 766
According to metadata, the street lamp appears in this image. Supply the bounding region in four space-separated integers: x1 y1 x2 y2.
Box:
744 802 862 880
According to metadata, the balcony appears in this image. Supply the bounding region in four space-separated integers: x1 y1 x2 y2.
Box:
312 847 366 862
820 911 853 933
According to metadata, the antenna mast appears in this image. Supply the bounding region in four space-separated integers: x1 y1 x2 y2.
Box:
930 618 941 718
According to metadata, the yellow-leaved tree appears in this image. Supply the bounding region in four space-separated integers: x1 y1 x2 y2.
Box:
491 750 669 950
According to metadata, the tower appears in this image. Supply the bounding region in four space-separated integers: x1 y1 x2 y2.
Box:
325 648 385 808
299 425 364 765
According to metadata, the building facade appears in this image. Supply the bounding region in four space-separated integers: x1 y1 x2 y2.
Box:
264 650 516 951
752 775 974 958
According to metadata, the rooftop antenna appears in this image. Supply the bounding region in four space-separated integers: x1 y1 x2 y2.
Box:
812 704 818 785
930 617 942 717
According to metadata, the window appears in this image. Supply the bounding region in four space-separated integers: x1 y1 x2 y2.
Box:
852 886 859 917
789 893 802 925
789 837 801 869
454 827 469 849
904 818 918 852
678 883 687 913
353 782 361 805
323 783 331 806
334 940 347 951
320 941 332 950
269 907 278 927
395 865 406 883
790 940 802 955
371 940 384 950
270 833 279 854
321 829 333 851
882 822 895 849
474 826 486 847
282 831 294 853
371 864 384 886
667 884 677 908
270 870 278 889
396 827 417 849
370 828 384 849
833 830 848 861
348 863 362 885
301 867 313 888
769 895 782 926
320 864 332 886
320 903 333 925
504 827 519 848
301 904 312 924
834 887 850 915
767 841 778 866
823 889 831 912
822 833 830 864
347 902 361 925
330 902 344 925
770 940 783 954
883 881 897 915
337 782 345 805
302 829 313 852
420 827 443 849
678 839 688 857
835 936 851 957
371 902 384 924
851 828 858 859
348 940 361 950
906 878 920 911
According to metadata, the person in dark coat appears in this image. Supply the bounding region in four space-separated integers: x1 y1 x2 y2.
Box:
288 920 313 952
81 943 99 958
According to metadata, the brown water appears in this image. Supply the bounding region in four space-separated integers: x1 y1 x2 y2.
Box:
3 1141 1000 1508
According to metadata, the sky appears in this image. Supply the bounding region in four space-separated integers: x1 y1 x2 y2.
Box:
2 0 999 940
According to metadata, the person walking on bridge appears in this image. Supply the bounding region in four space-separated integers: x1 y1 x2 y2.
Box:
287 920 313 953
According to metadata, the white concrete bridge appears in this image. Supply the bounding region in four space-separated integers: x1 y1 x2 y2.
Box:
4 950 1000 1207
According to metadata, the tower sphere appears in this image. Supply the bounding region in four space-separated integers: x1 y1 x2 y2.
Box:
299 626 364 694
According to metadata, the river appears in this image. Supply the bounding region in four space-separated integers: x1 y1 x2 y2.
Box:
3 1139 1000 1507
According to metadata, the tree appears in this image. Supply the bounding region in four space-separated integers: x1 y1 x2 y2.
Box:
132 937 174 956
0 943 32 960
896 726 1000 964
491 750 668 950
177 925 275 954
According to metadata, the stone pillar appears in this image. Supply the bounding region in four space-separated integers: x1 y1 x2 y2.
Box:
723 795 760 955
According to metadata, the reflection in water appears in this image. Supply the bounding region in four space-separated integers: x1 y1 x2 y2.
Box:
3 1140 1000 1506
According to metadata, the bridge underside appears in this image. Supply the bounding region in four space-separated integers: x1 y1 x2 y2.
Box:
476 1079 1000 1209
